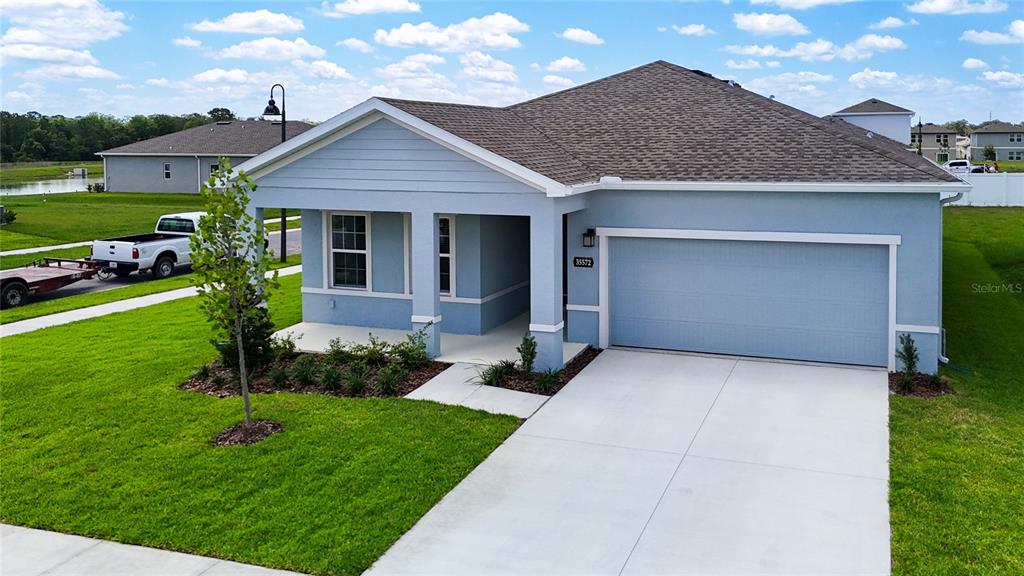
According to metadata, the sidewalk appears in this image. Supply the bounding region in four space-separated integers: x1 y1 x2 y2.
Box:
0 217 300 257
1 524 303 576
0 265 301 338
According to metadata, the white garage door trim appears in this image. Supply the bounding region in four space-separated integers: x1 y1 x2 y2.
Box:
596 227 902 371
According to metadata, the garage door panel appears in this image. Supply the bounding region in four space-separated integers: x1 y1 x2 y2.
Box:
609 238 888 366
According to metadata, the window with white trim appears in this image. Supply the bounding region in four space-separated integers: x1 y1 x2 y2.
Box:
1009 151 1024 161
331 214 368 289
163 163 171 179
1010 133 1022 143
439 216 453 295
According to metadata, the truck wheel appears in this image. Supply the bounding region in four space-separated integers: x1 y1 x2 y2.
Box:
113 268 133 278
1 281 29 308
152 257 174 279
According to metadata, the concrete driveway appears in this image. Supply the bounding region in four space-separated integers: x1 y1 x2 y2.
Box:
367 349 891 575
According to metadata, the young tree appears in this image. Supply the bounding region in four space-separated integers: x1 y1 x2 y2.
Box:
983 144 996 162
190 157 277 423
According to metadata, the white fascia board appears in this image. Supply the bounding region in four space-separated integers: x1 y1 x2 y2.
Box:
235 98 569 196
569 179 972 195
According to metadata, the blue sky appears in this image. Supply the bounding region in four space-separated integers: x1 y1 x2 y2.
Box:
1 0 1022 124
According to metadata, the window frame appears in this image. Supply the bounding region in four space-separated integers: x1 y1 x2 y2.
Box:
324 211 372 291
1010 133 1022 143
163 162 171 179
438 215 455 296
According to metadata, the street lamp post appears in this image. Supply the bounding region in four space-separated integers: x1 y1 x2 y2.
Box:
263 84 287 262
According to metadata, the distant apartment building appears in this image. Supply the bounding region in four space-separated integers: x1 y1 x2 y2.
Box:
910 123 957 164
970 122 1024 162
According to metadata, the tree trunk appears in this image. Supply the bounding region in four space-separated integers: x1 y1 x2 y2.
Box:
235 315 252 424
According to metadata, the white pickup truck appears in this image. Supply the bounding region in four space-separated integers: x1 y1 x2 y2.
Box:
91 212 204 278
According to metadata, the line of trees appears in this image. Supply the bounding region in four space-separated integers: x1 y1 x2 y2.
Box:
941 119 1022 136
0 108 237 163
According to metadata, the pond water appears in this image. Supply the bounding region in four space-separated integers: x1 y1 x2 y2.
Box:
1 177 103 197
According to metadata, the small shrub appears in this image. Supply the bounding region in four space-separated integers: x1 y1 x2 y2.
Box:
211 373 227 388
212 306 275 375
896 334 919 392
325 338 355 365
478 359 517 387
351 335 391 366
392 327 430 370
269 365 289 388
378 364 408 396
517 333 537 374
270 333 298 362
533 369 560 393
0 208 16 225
320 364 341 390
191 364 211 381
346 361 369 395
927 372 944 391
291 355 319 385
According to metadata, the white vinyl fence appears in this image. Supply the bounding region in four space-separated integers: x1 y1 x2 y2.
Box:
949 173 1024 207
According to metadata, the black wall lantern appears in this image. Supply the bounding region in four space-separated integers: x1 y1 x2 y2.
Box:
582 228 596 248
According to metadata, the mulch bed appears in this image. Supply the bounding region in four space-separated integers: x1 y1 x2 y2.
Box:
888 371 957 398
213 420 283 446
183 356 451 399
489 347 602 396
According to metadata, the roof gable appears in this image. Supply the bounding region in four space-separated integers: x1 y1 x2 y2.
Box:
99 120 313 156
834 98 913 115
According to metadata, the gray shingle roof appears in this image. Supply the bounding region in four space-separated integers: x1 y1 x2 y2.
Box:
914 123 956 134
973 121 1024 134
834 98 913 115
99 120 314 156
382 61 956 184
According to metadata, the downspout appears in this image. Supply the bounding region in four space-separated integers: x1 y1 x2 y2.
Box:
195 155 201 193
936 187 966 365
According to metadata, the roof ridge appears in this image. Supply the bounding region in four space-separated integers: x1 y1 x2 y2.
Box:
503 106 599 182
652 61 949 182
378 97 501 111
506 61 667 111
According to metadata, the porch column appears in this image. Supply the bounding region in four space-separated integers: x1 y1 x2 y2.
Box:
530 208 564 371
410 210 442 357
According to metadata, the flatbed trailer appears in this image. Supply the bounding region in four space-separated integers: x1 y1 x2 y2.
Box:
0 258 104 308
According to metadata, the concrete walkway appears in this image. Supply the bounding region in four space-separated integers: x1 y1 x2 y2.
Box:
0 217 299 257
406 363 549 418
368 349 891 575
0 265 301 338
1 524 303 576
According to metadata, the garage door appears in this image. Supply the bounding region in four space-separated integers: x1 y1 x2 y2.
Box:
609 237 889 366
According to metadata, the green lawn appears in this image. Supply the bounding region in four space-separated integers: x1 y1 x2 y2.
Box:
0 254 301 325
889 207 1024 574
0 273 519 575
0 192 205 251
0 245 91 270
978 160 1024 173
0 161 104 186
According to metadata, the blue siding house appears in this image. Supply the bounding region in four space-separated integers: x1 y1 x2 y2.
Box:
239 61 968 373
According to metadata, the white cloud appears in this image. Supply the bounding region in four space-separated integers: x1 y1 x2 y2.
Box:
732 13 809 36
848 68 910 89
115 83 136 89
459 52 518 82
215 37 325 60
547 56 586 72
725 34 904 62
766 60 782 67
292 60 354 80
374 54 458 101
377 53 446 78
543 74 575 88
750 0 857 8
0 43 97 65
323 0 421 18
374 12 529 52
560 27 604 45
960 20 1024 45
908 0 1006 14
745 70 835 100
192 68 250 83
656 26 668 33
672 24 715 36
962 57 989 70
145 78 171 87
193 10 304 34
869 17 918 30
726 58 762 69
21 63 119 80
981 70 1024 88
172 36 202 48
0 0 129 48
338 38 374 53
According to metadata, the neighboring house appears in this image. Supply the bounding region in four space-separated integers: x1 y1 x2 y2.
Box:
97 120 313 193
970 121 1024 162
911 123 957 164
239 61 967 374
829 98 914 144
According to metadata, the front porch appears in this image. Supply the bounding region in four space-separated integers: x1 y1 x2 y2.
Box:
275 313 588 366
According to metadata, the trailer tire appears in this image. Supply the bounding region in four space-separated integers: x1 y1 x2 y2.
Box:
1 281 29 309
152 256 174 279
